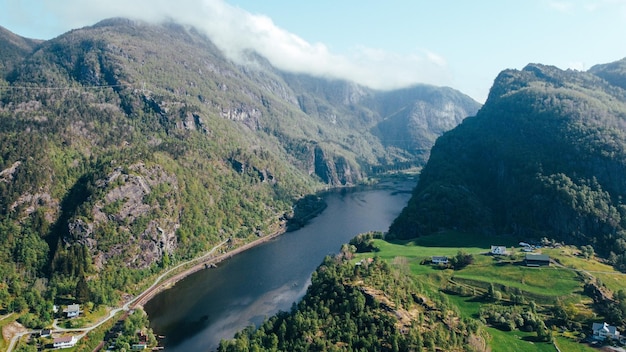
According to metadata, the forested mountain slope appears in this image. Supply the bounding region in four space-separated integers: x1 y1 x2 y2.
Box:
389 58 626 270
0 25 41 78
0 18 478 313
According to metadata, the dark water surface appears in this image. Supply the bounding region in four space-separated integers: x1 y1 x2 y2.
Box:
144 178 415 351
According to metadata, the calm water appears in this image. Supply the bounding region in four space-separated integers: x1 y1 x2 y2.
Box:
144 178 415 351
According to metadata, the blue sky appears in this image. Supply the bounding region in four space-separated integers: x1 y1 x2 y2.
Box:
1 0 625 102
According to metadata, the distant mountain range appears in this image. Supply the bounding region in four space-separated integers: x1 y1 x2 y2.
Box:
389 58 626 270
0 18 479 304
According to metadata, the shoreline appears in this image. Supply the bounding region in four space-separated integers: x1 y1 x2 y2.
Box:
134 175 412 307
133 226 288 308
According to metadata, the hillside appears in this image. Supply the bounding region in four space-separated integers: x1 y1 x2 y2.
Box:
0 26 41 78
389 58 626 270
0 18 478 318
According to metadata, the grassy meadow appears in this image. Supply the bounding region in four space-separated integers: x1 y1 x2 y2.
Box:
353 231 626 351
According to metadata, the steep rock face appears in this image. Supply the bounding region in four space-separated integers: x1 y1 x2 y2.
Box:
65 163 179 270
389 62 626 269
313 146 360 185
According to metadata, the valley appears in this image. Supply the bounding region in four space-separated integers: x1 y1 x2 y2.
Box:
1 9 626 352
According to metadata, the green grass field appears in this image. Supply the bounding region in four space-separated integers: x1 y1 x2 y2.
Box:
0 313 15 351
487 328 556 352
363 237 583 301
357 231 625 352
553 336 597 352
543 247 626 293
454 262 581 297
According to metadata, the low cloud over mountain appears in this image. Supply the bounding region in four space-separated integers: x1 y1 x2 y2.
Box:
7 0 451 91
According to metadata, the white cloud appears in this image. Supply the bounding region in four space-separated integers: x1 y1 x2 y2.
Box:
30 0 450 91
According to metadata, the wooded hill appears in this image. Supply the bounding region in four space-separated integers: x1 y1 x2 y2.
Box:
0 18 478 320
219 252 488 352
389 58 626 271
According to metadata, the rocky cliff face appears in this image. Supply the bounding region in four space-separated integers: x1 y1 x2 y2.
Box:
64 163 179 270
313 146 360 185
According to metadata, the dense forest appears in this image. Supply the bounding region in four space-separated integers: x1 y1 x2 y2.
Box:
389 60 626 271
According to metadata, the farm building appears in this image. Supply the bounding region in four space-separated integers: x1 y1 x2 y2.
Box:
524 254 550 267
490 245 507 255
431 256 449 264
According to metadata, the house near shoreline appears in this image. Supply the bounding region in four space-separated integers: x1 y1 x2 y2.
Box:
53 335 77 349
592 322 620 341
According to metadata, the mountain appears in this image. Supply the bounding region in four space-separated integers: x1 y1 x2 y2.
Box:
389 58 626 270
0 18 478 311
0 26 41 78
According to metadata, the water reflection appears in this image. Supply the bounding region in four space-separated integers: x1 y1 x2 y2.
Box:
145 179 414 351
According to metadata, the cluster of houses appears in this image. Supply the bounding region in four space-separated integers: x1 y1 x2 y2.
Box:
34 304 83 349
429 245 550 267
424 243 624 347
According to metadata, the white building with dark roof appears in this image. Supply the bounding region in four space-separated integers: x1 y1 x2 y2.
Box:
592 322 620 340
63 303 80 318
490 245 507 255
53 335 77 348
431 256 449 264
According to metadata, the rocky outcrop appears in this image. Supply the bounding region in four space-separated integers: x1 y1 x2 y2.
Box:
0 161 21 182
371 86 481 164
229 158 276 184
313 146 360 186
219 103 262 130
68 163 180 269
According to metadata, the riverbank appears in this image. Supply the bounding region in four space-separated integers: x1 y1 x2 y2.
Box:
136 192 332 306
133 227 288 308
137 177 412 307
143 177 416 351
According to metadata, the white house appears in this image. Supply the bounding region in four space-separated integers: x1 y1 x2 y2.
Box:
53 335 77 349
490 245 507 255
63 303 80 318
592 322 620 340
431 256 449 264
